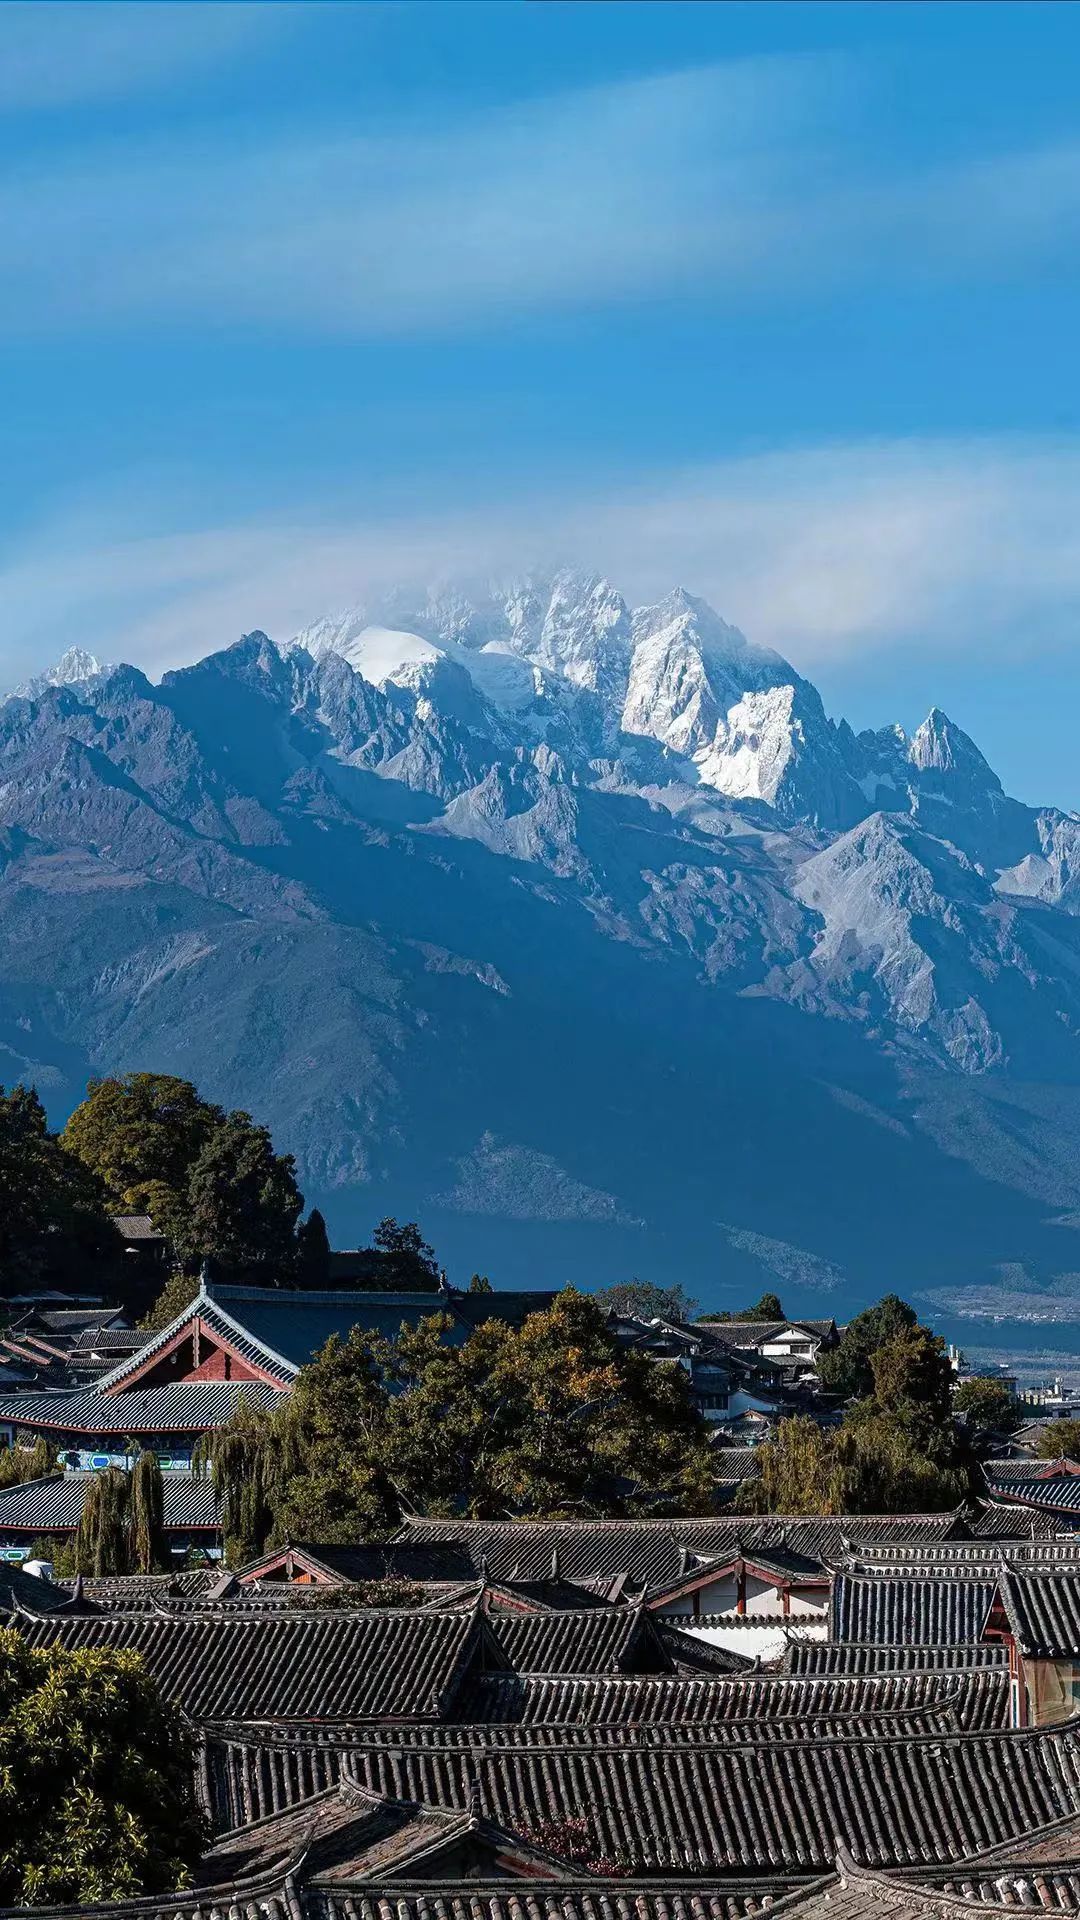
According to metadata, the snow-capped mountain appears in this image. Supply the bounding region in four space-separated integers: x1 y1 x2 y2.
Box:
5 569 1080 1314
9 645 113 703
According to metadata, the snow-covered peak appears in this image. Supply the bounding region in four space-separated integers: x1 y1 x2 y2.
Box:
10 645 113 702
909 708 1001 791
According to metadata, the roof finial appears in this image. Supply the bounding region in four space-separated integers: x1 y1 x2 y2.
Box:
198 1259 212 1298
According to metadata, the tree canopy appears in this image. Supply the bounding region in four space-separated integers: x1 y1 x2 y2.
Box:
202 1289 715 1562
705 1292 786 1324
62 1072 303 1277
596 1281 700 1323
745 1320 969 1516
1037 1417 1080 1461
953 1375 1020 1438
0 1083 116 1294
0 1628 207 1905
74 1456 170 1576
817 1294 917 1400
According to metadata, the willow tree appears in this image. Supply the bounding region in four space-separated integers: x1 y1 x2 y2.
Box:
75 1468 131 1576
197 1398 285 1566
130 1451 168 1574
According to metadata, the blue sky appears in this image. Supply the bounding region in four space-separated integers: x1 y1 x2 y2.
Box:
4 1 1080 804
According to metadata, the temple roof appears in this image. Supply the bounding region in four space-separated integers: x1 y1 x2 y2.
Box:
15 1605 483 1720
787 1641 1009 1675
0 1381 285 1433
0 1469 220 1534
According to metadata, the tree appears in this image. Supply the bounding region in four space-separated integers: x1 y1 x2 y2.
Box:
867 1325 955 1431
382 1290 714 1518
817 1294 918 1399
204 1290 716 1556
61 1073 222 1231
297 1207 332 1287
468 1273 493 1293
178 1111 302 1272
370 1217 440 1290
0 1434 57 1488
596 1281 700 1323
129 1451 168 1574
0 1627 206 1905
139 1270 199 1333
1037 1419 1080 1461
954 1377 1020 1438
741 1416 847 1515
748 1326 969 1517
705 1292 785 1324
0 1084 116 1294
75 1468 132 1576
62 1072 304 1278
201 1339 399 1563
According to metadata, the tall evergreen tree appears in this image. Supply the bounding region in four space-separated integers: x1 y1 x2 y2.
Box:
297 1207 332 1287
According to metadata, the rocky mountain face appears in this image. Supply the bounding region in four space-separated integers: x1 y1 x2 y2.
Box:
5 571 1080 1318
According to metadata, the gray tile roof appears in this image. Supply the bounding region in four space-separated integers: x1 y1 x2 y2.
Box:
14 1606 482 1720
0 1470 221 1532
326 1724 1080 1874
984 1473 1080 1516
831 1574 997 1646
787 1642 1009 1675
998 1567 1080 1658
0 1381 285 1434
455 1667 1010 1732
395 1514 962 1592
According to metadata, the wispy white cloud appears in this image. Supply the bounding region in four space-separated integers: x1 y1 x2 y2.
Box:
0 4 291 112
0 45 1078 335
0 56 833 332
4 436 1080 691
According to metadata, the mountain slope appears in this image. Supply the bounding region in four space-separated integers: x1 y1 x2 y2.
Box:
4 571 1080 1318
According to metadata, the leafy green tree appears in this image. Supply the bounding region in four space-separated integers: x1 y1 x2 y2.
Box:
597 1281 700 1322
75 1468 132 1576
297 1207 332 1287
741 1416 847 1515
370 1217 440 1290
954 1376 1020 1437
178 1111 302 1272
63 1072 304 1278
1037 1418 1080 1461
139 1270 199 1333
705 1292 786 1324
0 1627 207 1905
130 1451 168 1574
61 1073 222 1231
271 1329 399 1546
197 1397 283 1567
818 1294 917 1399
383 1290 714 1518
468 1273 494 1293
749 1326 969 1517
0 1084 116 1293
204 1290 715 1556
200 1339 399 1564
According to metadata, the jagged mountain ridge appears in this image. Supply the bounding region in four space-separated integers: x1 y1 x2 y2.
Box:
5 569 1080 1315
